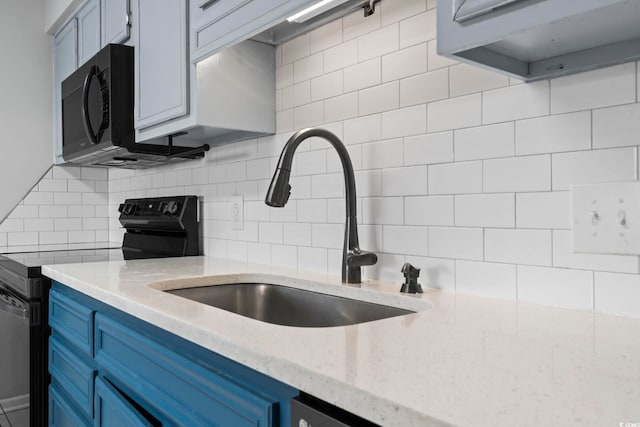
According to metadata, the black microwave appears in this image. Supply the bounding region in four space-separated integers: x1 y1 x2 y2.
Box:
61 44 208 168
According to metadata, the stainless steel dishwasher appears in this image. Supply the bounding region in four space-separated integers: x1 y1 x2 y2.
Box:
0 285 30 427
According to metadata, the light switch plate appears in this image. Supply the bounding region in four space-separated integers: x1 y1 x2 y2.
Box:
230 195 244 230
571 181 640 254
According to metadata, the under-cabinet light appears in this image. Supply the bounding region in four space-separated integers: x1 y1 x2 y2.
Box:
287 0 350 23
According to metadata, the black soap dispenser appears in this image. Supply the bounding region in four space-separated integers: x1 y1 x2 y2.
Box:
400 263 423 294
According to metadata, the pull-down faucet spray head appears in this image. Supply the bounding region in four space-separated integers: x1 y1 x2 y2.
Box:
265 127 377 283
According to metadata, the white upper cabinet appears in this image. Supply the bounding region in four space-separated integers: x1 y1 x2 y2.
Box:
134 0 189 130
77 0 101 64
437 0 640 82
102 0 131 45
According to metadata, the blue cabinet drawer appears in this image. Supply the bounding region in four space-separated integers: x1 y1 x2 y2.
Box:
49 337 96 419
94 313 276 426
95 376 154 427
49 384 91 427
50 289 94 357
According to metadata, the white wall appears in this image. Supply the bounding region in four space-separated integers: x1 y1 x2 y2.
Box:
0 0 53 222
44 0 83 33
106 0 636 319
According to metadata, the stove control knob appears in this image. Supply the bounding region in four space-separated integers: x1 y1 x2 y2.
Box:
163 200 180 215
121 203 135 215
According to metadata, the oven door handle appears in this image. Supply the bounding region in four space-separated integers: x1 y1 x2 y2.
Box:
0 287 29 320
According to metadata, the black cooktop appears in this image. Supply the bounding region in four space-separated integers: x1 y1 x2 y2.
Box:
0 244 123 278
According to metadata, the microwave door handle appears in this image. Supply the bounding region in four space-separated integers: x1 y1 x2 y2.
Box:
82 65 99 144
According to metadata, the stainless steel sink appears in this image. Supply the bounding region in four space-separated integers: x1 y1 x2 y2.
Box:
166 283 414 327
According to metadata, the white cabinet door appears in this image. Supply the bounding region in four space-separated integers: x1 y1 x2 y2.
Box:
135 0 188 130
53 18 78 163
77 0 101 64
102 0 131 45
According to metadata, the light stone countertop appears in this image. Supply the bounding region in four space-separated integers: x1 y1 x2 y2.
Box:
43 256 640 427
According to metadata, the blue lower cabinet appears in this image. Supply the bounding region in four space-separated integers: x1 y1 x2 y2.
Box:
49 385 92 427
95 376 154 427
49 281 299 427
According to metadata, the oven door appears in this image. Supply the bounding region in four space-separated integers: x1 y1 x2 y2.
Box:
0 285 30 425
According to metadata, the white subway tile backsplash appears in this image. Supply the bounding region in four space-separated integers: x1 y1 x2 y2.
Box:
38 179 67 192
406 256 455 290
399 9 436 49
381 43 427 83
359 81 399 115
282 81 310 109
484 155 550 193
344 58 382 92
516 192 571 229
552 147 637 190
381 0 426 26
39 231 68 245
311 70 343 101
399 68 448 107
324 93 358 122
68 230 95 243
294 101 324 128
427 40 457 70
284 223 311 246
362 138 404 169
404 132 453 166
8 232 38 246
553 230 639 274
247 242 271 265
282 34 309 65
312 223 344 249
0 219 23 232
358 23 399 62
550 62 636 114
344 114 381 144
381 104 427 139
456 261 517 300
297 199 327 223
595 272 640 318
449 64 509 97
324 39 358 73
298 246 328 272
343 7 381 41
271 244 298 268
427 94 482 132
24 218 54 231
309 19 342 54
593 103 640 149
428 161 482 194
259 222 283 244
355 170 382 197
362 197 404 225
311 173 344 198
515 111 591 155
482 81 549 124
485 229 552 266
454 122 514 161
455 194 515 228
517 266 593 310
383 225 428 256
428 227 483 260
381 166 427 196
81 167 107 180
293 150 327 175
405 196 454 226
276 64 293 90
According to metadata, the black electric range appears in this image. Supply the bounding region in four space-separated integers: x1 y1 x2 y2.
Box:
0 195 200 427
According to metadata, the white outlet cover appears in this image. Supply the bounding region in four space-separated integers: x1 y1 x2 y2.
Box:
230 195 244 230
571 181 640 255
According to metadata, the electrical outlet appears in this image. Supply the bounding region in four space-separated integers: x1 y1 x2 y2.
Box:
230 195 244 230
571 181 640 254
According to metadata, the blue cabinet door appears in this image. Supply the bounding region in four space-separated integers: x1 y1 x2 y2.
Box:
95 376 154 427
49 385 91 427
